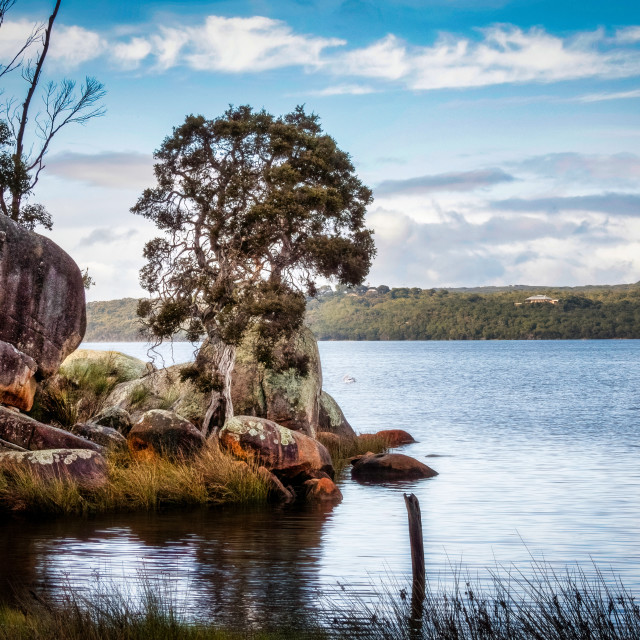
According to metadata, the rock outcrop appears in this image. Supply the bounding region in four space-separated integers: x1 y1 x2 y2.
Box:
220 416 333 483
318 391 356 439
0 448 108 489
351 452 438 481
0 215 86 378
0 406 102 452
229 327 322 437
127 409 205 461
0 341 38 411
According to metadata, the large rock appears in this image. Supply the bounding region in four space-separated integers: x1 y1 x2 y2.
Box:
0 448 108 489
0 406 102 452
220 416 334 482
351 453 438 481
0 340 37 411
127 409 205 461
61 350 152 382
229 327 322 437
0 216 86 377
318 391 356 439
92 406 133 436
72 422 127 450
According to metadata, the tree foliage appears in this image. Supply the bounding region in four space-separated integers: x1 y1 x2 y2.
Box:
0 0 105 230
133 105 375 434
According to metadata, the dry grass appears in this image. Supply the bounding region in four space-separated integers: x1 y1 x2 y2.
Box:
0 443 270 517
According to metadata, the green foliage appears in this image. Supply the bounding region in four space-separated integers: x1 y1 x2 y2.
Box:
306 284 640 340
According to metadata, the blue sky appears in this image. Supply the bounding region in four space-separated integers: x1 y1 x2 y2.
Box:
2 0 640 300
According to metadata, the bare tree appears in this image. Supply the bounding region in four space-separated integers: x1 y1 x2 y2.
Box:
0 0 106 229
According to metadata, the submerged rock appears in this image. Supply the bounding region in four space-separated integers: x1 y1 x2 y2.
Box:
318 391 356 439
351 452 438 481
374 429 416 447
303 477 343 502
220 416 334 483
0 215 85 378
0 341 37 411
0 448 108 489
0 406 102 452
127 409 205 461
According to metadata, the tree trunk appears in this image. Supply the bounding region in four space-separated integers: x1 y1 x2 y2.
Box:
200 338 236 439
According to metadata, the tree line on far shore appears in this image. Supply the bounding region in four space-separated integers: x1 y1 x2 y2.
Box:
85 283 640 342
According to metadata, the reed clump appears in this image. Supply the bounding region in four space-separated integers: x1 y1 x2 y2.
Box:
0 561 638 639
0 443 270 516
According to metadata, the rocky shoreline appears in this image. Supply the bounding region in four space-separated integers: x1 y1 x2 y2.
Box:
0 215 436 516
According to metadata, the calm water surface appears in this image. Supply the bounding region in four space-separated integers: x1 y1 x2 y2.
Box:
1 340 639 624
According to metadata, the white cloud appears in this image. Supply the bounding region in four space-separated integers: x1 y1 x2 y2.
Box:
49 24 105 66
46 151 154 189
0 19 40 61
0 19 104 68
131 15 345 73
188 16 344 72
615 26 640 44
111 37 153 69
340 34 411 80
335 25 640 91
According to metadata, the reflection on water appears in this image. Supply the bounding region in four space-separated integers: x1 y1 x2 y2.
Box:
0 504 338 627
1 340 639 623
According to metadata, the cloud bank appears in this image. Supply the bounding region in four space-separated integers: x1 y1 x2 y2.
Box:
5 15 640 93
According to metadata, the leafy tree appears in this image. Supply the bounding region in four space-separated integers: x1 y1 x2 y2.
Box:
133 105 375 436
0 0 105 229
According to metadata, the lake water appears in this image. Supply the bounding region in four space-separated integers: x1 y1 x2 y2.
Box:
1 340 639 626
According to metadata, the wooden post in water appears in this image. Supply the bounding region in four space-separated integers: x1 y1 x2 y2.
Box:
404 493 425 625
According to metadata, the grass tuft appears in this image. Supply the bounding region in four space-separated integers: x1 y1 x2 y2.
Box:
31 355 133 427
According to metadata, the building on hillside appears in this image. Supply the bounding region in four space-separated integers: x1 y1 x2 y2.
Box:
522 295 559 305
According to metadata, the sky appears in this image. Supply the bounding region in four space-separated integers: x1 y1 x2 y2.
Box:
2 0 640 301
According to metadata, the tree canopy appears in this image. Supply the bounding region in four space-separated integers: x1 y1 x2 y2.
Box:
133 105 375 435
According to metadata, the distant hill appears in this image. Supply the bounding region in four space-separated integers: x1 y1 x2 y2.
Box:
85 298 145 342
86 284 640 342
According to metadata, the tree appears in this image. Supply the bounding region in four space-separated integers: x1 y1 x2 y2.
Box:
0 0 105 229
133 105 375 436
